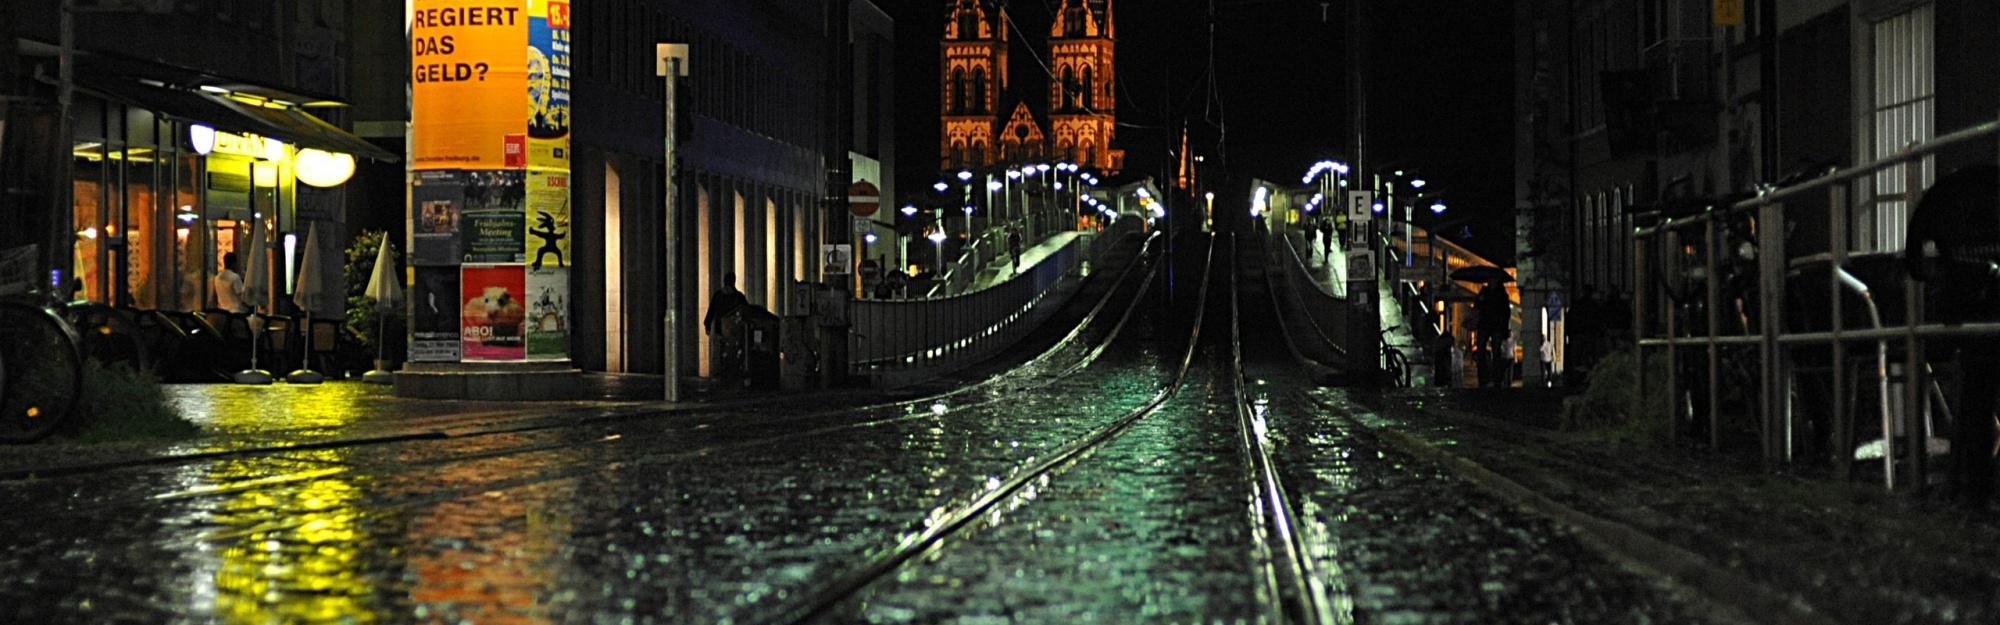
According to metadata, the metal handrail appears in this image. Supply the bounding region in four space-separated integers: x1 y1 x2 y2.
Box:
1631 111 2000 490
1635 119 2000 236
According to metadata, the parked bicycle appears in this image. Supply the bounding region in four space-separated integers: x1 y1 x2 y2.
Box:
0 290 86 443
0 244 87 443
1380 326 1410 388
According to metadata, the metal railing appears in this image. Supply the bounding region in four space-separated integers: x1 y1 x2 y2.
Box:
1274 230 1350 357
925 223 1007 298
1631 114 2000 490
848 219 1138 387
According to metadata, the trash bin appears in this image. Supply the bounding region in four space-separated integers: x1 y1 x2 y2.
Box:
735 305 781 389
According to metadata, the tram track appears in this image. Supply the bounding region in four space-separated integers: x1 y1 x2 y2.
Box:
1227 234 1344 625
747 231 1221 624
742 233 1353 624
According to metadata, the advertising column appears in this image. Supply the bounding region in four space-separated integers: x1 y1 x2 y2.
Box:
409 0 572 372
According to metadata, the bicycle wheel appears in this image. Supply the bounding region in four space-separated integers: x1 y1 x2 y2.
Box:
1383 348 1410 388
0 300 85 443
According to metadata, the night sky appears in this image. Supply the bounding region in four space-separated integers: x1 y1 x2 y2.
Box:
877 0 1516 261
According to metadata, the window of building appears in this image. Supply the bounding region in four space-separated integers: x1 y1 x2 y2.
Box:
1868 3 1934 253
972 68 989 115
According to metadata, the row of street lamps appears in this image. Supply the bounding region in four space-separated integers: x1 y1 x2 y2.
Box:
898 161 1107 290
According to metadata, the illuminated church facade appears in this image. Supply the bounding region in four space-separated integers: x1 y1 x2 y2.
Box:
940 0 1123 174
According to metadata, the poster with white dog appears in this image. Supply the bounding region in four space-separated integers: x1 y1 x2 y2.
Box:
460 265 528 361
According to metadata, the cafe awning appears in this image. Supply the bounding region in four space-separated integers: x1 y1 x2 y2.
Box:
79 76 398 162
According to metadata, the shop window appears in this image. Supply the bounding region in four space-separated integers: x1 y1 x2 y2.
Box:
174 153 204 312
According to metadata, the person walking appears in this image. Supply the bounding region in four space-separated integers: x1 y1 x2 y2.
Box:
1474 277 1511 387
1317 218 1335 261
1008 228 1024 275
1539 336 1556 386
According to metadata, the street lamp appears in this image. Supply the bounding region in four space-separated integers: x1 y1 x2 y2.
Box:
928 227 948 280
1404 176 1425 267
1006 168 1022 234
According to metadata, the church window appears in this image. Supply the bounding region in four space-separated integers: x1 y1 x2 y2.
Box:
1062 67 1078 111
1082 66 1095 110
951 68 967 115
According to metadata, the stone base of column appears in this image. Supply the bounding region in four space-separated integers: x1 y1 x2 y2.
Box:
393 361 584 400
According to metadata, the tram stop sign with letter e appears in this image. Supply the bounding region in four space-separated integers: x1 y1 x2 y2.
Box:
848 180 880 217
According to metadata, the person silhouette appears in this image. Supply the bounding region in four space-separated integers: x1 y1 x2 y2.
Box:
529 211 567 270
1474 277 1512 387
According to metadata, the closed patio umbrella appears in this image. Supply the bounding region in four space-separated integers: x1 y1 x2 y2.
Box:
285 224 326 384
233 211 273 384
362 237 401 384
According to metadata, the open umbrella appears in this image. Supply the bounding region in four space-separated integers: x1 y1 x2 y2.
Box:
362 237 401 384
286 223 326 384
233 210 273 384
1449 265 1514 284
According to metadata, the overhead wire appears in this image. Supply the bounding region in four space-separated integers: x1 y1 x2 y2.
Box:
1205 0 1227 164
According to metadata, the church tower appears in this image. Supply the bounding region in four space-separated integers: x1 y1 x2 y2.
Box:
941 0 1008 171
1047 0 1122 173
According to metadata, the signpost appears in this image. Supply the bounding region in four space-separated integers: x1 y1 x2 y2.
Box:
847 180 880 217
1347 190 1374 223
821 244 853 275
657 42 688 401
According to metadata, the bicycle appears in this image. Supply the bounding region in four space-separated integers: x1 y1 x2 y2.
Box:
1380 326 1410 388
0 291 87 443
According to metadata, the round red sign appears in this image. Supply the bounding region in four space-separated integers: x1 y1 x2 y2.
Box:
848 180 880 217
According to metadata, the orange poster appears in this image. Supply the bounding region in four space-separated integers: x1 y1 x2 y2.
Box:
411 0 530 170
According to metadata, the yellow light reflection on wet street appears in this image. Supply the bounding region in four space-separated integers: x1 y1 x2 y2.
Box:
168 382 384 436
195 450 379 624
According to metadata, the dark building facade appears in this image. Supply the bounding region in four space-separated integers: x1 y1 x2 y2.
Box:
1515 0 1998 315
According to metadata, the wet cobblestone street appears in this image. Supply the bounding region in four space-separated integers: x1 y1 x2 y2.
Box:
5 232 1993 624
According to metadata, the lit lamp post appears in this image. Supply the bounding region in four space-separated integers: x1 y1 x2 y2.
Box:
1405 175 1426 269
1204 191 1216 230
1427 198 1448 336
900 204 920 275
927 227 948 289
1005 168 1021 234
985 177 1002 231
1033 163 1051 238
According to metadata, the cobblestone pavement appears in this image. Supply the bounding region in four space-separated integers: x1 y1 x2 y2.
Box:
4 232 1991 623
